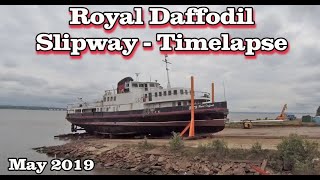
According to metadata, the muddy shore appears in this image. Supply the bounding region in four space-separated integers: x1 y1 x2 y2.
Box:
34 126 320 175
34 139 275 175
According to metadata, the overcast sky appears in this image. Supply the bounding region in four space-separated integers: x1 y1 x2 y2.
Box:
0 5 319 113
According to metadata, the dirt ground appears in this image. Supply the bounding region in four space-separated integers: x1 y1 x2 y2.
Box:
82 127 320 150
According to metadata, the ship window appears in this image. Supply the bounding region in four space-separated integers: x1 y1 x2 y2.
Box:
110 97 113 101
163 91 167 96
183 101 187 106
168 91 172 96
114 96 116 101
172 102 176 106
145 94 148 98
144 84 147 87
145 87 148 91
173 90 177 95
178 102 182 106
139 84 144 87
155 92 158 97
150 83 155 87
185 90 188 95
180 89 184 95
159 92 162 97
107 97 110 101
148 93 152 101
103 97 106 102
132 83 138 87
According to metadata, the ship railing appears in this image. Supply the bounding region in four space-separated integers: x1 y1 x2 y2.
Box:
67 101 101 110
104 89 117 95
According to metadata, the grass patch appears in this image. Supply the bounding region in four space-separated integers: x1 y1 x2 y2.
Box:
250 142 263 155
293 160 316 175
169 132 184 151
138 136 155 150
276 134 319 173
196 139 229 158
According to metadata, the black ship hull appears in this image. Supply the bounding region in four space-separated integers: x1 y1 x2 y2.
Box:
66 102 228 136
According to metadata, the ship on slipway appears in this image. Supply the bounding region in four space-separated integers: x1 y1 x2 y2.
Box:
66 55 229 136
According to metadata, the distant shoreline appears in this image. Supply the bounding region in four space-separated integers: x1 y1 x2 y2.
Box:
0 105 66 111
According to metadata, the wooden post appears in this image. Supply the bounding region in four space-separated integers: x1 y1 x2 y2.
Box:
212 82 215 103
189 76 195 137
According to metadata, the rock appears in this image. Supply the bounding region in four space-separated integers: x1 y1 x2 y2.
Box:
239 163 246 168
149 155 155 162
201 157 209 161
126 151 132 158
136 164 148 171
135 153 141 157
212 168 220 173
202 165 210 172
187 170 194 175
172 164 179 171
151 166 162 170
245 164 253 171
158 156 165 163
221 164 231 172
194 156 200 161
185 162 192 168
224 170 234 175
254 172 260 175
217 170 233 175
142 167 150 173
261 159 268 170
154 171 163 175
179 160 192 170
104 162 115 167
165 164 171 171
113 163 120 168
233 167 246 175
250 168 258 173
130 167 138 171
212 162 219 168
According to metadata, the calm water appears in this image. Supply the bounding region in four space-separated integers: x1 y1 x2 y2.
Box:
0 109 138 175
0 109 315 175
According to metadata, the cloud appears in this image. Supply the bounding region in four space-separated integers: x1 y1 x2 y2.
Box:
0 5 319 113
0 72 48 87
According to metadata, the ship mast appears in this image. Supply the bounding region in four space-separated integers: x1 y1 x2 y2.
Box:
135 73 140 81
162 54 172 89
